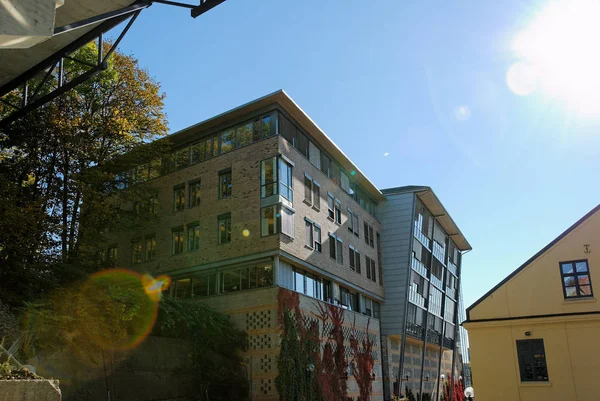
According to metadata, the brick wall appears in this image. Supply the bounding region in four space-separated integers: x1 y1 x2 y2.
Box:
108 136 281 276
278 137 384 299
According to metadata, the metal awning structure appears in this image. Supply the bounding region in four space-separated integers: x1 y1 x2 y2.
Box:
0 0 225 130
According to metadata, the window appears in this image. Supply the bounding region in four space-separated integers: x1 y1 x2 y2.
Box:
175 278 192 298
304 174 313 204
188 223 200 251
354 214 359 236
218 214 232 244
296 132 309 158
261 157 278 198
308 141 321 168
364 222 374 247
348 209 354 233
329 233 336 260
261 206 279 236
131 238 143 264
172 227 184 254
97 249 107 264
175 148 189 169
236 123 253 148
220 264 274 293
254 115 273 140
517 339 549 382
314 224 322 252
173 185 185 211
192 272 217 297
293 269 324 301
340 287 357 311
279 158 293 201
366 256 376 282
377 232 383 284
107 245 118 264
356 249 361 274
334 200 342 224
349 246 356 270
220 129 235 154
189 180 201 207
190 141 206 164
218 170 232 199
336 236 343 264
320 153 331 177
305 219 314 248
560 260 593 298
327 193 335 220
145 235 156 261
313 181 320 209
281 205 295 238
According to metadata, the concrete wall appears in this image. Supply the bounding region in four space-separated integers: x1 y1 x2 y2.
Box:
0 380 61 401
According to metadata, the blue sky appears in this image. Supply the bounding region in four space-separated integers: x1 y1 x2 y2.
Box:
116 0 600 308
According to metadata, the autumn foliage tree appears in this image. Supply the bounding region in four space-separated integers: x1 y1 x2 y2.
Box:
0 42 168 307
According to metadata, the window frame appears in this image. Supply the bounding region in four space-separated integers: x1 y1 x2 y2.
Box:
189 179 201 207
145 235 156 261
173 184 185 212
172 227 185 255
516 339 549 382
188 222 201 251
217 213 232 244
260 157 278 198
327 193 335 220
334 199 342 224
304 173 313 205
261 205 280 237
559 259 594 299
218 169 232 199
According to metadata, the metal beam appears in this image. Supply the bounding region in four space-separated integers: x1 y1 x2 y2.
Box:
53 2 151 36
191 0 225 18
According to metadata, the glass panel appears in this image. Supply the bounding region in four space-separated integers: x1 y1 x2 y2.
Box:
306 274 315 298
190 141 205 163
192 274 210 297
561 263 574 274
222 270 240 292
218 216 231 244
262 116 272 138
279 159 293 201
576 261 588 272
563 276 576 286
304 176 312 202
219 172 232 198
257 265 273 287
248 266 257 289
205 137 213 158
261 206 277 236
565 286 577 297
295 270 305 293
241 267 250 290
329 235 336 259
220 129 235 154
336 239 343 264
578 274 590 285
580 285 592 295
237 123 253 148
261 157 277 198
175 278 191 298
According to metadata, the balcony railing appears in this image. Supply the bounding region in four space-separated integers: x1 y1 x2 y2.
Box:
411 256 429 279
414 223 431 249
427 329 441 345
447 260 457 276
443 337 455 349
432 241 446 264
408 289 426 308
406 323 425 340
431 273 444 290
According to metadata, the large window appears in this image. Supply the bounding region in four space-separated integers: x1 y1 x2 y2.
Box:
517 339 549 382
279 158 293 201
293 269 324 301
107 245 118 264
175 278 192 298
261 206 279 236
220 264 273 293
236 123 253 148
261 157 278 198
304 219 321 252
218 170 232 199
173 185 185 211
560 260 593 298
189 180 201 207
218 214 232 244
188 222 201 251
192 272 217 297
172 227 184 255
220 129 235 154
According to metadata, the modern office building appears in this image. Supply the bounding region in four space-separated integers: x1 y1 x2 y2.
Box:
464 204 600 401
99 90 470 401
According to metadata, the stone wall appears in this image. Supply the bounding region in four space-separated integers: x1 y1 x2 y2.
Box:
0 380 61 401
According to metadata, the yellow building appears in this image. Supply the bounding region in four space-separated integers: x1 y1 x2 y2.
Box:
464 204 600 401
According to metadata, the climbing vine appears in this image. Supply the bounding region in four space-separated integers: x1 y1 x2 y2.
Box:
275 288 375 401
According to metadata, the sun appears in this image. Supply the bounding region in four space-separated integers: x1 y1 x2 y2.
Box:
509 0 600 116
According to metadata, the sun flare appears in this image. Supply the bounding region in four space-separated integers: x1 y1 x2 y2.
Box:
510 0 600 115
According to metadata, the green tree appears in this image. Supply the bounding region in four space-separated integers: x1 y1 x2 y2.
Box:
0 42 168 306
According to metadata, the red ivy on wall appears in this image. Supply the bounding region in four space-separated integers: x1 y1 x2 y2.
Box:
349 317 375 401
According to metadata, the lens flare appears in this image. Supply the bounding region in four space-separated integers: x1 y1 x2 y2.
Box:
143 274 171 302
77 269 159 351
242 229 250 237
